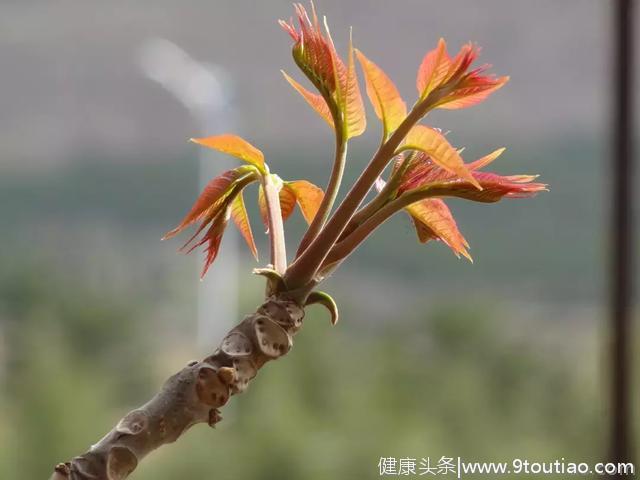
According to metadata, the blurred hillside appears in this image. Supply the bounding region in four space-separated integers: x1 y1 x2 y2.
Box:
0 257 628 480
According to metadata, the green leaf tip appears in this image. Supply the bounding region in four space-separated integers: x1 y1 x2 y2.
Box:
305 290 339 325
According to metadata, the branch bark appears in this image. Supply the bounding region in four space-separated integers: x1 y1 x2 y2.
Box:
49 295 305 480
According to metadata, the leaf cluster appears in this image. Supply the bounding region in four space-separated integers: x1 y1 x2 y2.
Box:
164 3 546 312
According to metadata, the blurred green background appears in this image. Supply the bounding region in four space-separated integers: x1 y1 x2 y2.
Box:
0 1 638 478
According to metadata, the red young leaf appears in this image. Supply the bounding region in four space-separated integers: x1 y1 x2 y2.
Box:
376 177 470 261
356 49 406 135
279 4 336 93
177 205 231 279
282 70 334 128
444 43 478 84
397 148 545 202
281 4 365 138
190 134 265 172
416 39 508 109
416 38 451 99
198 209 230 278
467 147 506 171
230 192 258 261
381 147 545 257
426 172 546 203
286 180 325 224
163 168 245 239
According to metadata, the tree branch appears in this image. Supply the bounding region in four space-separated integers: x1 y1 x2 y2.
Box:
49 296 306 480
284 96 438 288
320 185 443 273
338 151 415 242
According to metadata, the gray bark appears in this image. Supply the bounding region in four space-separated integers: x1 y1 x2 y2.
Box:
50 295 305 480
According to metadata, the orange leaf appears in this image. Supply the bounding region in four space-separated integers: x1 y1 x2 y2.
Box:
416 40 507 109
282 4 365 138
407 198 471 261
396 148 546 204
282 70 334 128
323 21 366 138
163 168 243 239
190 134 265 172
258 183 296 228
416 38 451 99
279 186 297 222
258 185 268 227
342 31 366 138
400 125 481 189
467 147 506 171
355 49 406 135
437 75 509 110
230 192 258 261
287 180 325 224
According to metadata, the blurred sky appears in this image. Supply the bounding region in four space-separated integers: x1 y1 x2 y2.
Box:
0 0 629 169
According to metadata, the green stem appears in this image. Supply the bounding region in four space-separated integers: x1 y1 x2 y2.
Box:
262 174 287 274
338 151 416 241
296 137 347 257
320 185 442 272
284 98 436 289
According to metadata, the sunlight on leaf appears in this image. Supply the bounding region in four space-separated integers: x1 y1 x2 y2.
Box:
342 30 366 138
355 49 406 136
280 3 336 94
406 198 472 261
191 134 266 173
416 39 508 110
416 38 451 100
287 180 325 225
414 172 547 203
437 75 509 110
400 125 481 189
468 147 506 171
282 70 335 128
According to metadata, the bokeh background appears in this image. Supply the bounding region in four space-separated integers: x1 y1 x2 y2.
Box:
0 0 638 478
